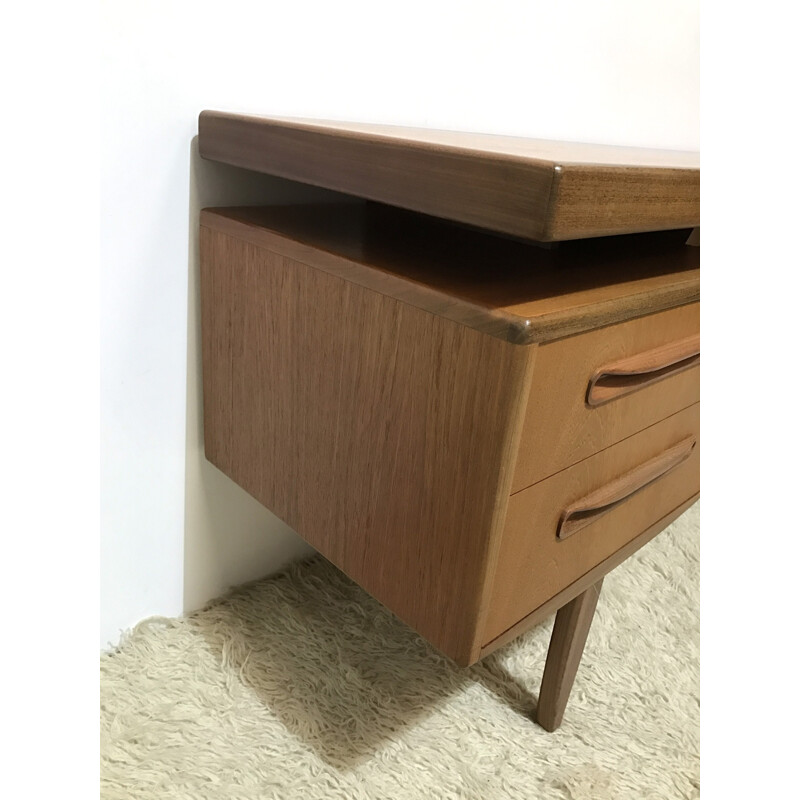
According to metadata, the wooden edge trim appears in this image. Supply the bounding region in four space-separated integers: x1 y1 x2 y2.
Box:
476 493 699 661
200 209 699 346
519 281 700 344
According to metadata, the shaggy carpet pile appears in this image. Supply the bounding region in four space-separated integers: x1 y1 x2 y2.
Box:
100 503 699 799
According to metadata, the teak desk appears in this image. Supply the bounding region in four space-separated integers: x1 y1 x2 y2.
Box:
198 112 700 731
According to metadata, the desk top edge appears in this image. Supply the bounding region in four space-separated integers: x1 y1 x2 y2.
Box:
198 111 700 242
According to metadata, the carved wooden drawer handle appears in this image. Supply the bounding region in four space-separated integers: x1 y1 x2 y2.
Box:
557 435 697 540
586 334 700 407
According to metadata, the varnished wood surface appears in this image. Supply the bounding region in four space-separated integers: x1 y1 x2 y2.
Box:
479 493 699 659
512 303 700 491
198 111 699 242
485 403 700 643
536 579 604 732
201 205 699 346
200 226 536 666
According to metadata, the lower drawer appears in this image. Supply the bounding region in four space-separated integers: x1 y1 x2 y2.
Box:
484 402 700 643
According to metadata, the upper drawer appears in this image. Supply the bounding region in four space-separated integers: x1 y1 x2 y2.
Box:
512 302 699 492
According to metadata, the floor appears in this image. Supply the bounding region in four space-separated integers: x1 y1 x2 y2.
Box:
100 503 699 799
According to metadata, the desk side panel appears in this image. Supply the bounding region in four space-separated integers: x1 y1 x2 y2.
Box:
200 225 533 664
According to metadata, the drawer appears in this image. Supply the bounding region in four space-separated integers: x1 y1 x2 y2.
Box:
511 303 699 492
484 403 700 643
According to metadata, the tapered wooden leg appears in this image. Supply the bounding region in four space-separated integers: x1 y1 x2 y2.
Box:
535 578 604 731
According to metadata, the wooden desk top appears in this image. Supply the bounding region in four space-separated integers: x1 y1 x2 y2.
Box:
198 111 699 243
201 203 699 344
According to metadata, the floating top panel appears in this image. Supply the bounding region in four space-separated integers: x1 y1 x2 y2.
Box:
198 111 700 242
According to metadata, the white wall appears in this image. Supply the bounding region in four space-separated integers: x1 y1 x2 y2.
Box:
100 0 699 646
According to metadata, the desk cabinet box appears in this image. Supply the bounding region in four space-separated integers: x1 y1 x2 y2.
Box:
199 203 699 667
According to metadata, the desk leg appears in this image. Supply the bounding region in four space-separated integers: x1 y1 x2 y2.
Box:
536 578 604 731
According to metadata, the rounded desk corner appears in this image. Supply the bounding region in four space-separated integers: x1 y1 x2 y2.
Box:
505 315 539 346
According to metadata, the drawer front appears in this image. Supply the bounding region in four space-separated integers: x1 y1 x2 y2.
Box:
512 302 699 493
485 403 699 643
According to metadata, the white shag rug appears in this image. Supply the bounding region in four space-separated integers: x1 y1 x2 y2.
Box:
101 503 699 800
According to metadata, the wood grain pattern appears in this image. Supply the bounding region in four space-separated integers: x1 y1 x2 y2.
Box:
198 111 699 241
512 303 700 491
536 579 604 732
201 205 699 346
200 225 536 666
479 493 699 660
545 164 699 241
485 403 700 643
